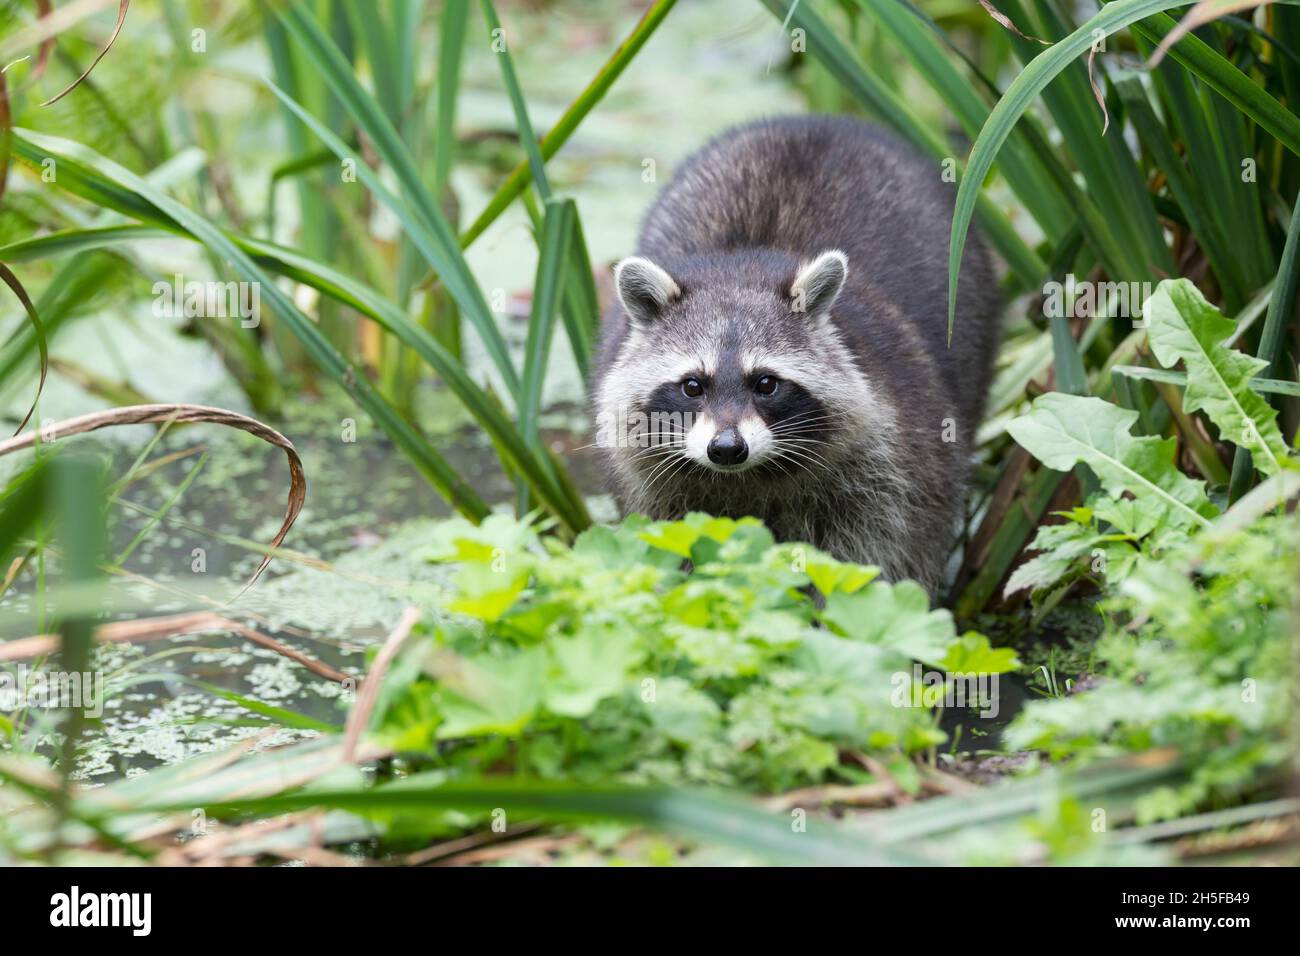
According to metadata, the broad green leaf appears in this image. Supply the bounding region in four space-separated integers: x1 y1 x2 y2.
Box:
1145 279 1293 475
449 564 531 622
434 649 544 738
571 521 665 570
425 513 541 563
638 523 700 559
638 512 758 559
1004 521 1107 597
821 581 957 667
1007 393 1216 529
644 677 722 746
936 633 1020 675
543 628 644 718
804 556 879 597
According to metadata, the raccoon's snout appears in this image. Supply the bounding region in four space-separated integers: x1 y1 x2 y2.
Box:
707 427 748 467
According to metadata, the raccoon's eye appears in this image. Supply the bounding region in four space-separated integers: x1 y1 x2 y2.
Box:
754 375 779 396
681 378 705 398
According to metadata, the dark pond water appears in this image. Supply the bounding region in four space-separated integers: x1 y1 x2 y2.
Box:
0 393 609 779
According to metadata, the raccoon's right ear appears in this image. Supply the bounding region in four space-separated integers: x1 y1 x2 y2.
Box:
615 256 680 327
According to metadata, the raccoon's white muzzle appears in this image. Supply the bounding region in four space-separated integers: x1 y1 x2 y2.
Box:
684 414 774 472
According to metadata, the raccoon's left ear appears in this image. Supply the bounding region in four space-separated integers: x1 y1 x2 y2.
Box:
790 250 848 324
615 256 681 327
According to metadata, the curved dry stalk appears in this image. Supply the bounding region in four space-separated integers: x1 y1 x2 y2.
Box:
0 0 114 62
1087 46 1110 136
0 403 306 595
0 3 53 192
1147 0 1271 67
0 262 48 436
341 606 421 762
31 0 55 81
4 1 57 91
977 0 1050 45
0 610 349 683
40 0 129 106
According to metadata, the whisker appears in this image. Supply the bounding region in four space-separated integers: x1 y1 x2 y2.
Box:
778 442 831 463
648 453 696 494
768 425 835 439
642 448 694 490
772 436 832 448
771 445 829 472
767 451 813 477
627 444 686 459
765 454 796 482
768 412 837 430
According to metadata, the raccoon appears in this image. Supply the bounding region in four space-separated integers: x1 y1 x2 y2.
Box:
592 116 1001 593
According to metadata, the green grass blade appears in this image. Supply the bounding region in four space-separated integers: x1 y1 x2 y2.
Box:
855 0 1072 233
560 213 598 383
238 235 590 533
433 0 469 192
948 0 1208 336
1135 28 1271 306
276 3 521 399
893 0 1124 291
459 0 678 248
113 451 208 567
50 456 106 807
1127 8 1300 158
193 683 341 733
263 11 336 275
0 224 174 261
1116 76 1249 308
478 0 551 202
0 461 45 561
1047 312 1088 396
349 2 405 127
14 127 491 521
1252 193 1300 389
0 207 589 533
474 12 596 391
1010 0 1172 280
1229 191 1300 497
760 0 1045 290
158 778 929 865
0 255 115 410
520 200 574 451
870 753 1183 843
266 77 521 401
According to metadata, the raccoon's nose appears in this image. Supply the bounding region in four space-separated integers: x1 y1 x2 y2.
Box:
707 427 748 466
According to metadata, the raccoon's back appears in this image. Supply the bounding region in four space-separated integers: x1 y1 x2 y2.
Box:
637 115 999 407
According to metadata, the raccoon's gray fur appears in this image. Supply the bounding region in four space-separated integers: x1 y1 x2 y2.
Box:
592 116 1001 593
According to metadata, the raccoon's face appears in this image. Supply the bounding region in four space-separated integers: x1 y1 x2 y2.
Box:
600 249 863 480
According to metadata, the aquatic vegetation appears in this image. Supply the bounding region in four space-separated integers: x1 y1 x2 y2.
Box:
0 0 1297 865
